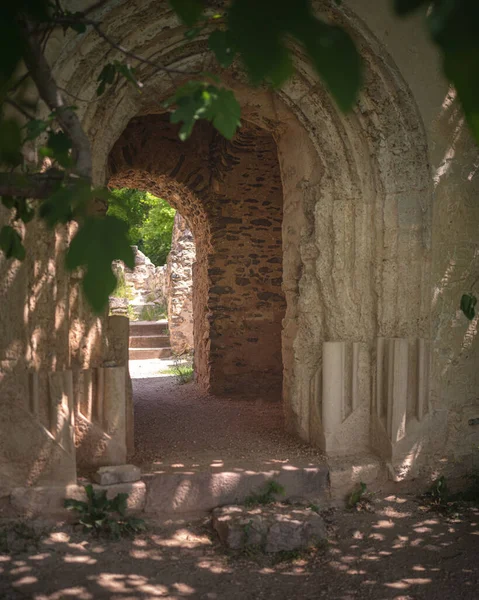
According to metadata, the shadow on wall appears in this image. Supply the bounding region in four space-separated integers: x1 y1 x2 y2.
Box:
429 87 479 474
0 211 133 491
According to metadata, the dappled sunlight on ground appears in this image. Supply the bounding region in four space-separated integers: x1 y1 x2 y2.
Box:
0 495 477 599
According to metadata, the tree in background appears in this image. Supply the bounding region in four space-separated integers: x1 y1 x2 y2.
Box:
107 188 176 266
141 201 176 266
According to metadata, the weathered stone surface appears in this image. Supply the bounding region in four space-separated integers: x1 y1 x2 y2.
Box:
166 213 195 354
109 296 129 316
111 247 167 318
212 505 327 553
10 481 146 515
93 464 141 485
144 465 329 514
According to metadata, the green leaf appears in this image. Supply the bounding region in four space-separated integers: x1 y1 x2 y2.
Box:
84 484 94 503
0 119 22 166
97 63 116 96
64 11 87 34
294 19 362 111
0 225 25 261
65 215 134 313
208 88 241 139
169 0 204 26
40 131 73 168
393 0 428 15
114 61 142 90
39 180 91 228
94 490 109 511
426 1 479 143
167 82 241 140
227 0 361 108
208 30 236 68
15 198 35 224
109 492 128 516
1 196 15 210
64 498 89 512
25 119 50 141
461 293 477 320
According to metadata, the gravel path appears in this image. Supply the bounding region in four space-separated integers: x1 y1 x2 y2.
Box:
130 362 324 470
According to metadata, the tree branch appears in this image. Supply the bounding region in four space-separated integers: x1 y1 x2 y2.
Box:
20 22 92 180
4 98 36 121
0 171 65 199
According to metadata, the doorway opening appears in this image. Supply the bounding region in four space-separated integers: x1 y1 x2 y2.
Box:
107 114 298 466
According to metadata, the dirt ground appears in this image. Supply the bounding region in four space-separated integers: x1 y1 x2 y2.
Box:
130 363 324 470
0 495 477 600
4 365 475 598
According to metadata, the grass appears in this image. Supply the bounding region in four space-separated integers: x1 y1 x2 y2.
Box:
159 353 194 384
138 304 167 321
244 480 285 507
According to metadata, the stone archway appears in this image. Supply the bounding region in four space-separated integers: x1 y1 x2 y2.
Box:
109 117 286 396
51 0 433 476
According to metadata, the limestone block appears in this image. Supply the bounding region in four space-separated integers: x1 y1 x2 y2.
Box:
93 464 141 485
109 297 129 316
212 505 327 552
327 454 386 504
373 338 432 476
319 341 370 455
102 366 127 462
144 465 329 514
10 481 146 515
10 485 85 516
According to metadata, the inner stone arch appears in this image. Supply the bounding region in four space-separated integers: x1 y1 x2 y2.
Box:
108 115 286 396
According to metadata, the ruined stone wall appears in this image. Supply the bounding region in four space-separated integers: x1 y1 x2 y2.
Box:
111 247 167 318
166 213 195 353
109 117 285 395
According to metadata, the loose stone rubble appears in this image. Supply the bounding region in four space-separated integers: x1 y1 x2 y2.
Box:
212 504 327 553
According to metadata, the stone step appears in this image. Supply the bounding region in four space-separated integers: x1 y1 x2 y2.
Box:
129 347 173 360
141 461 330 515
129 320 168 336
129 334 170 348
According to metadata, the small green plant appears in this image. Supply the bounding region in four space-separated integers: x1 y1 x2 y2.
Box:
244 480 285 507
425 476 449 506
423 472 479 513
64 485 146 538
163 351 194 385
138 304 167 321
348 482 367 508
